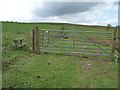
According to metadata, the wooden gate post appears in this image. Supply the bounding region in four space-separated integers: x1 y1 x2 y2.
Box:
32 26 40 54
111 29 117 60
118 26 120 61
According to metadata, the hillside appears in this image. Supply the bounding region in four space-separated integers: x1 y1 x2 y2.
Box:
2 21 114 32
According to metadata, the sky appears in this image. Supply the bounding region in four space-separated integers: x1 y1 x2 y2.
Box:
0 0 118 26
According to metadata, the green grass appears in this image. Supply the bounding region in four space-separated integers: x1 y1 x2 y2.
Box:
2 50 118 88
2 21 118 88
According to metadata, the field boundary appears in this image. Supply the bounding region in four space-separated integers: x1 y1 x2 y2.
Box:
31 26 120 61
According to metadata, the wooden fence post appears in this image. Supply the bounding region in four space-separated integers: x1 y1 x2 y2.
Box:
111 29 117 60
0 22 2 90
41 30 43 46
32 29 35 53
32 26 40 54
47 31 49 46
72 32 75 52
13 31 16 40
118 26 120 61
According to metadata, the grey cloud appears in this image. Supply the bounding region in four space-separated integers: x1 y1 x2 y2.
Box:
33 2 100 17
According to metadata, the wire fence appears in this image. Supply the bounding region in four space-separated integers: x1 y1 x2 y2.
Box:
2 26 119 60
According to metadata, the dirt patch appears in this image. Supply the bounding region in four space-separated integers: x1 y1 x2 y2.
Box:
82 63 93 70
3 55 27 72
87 38 111 46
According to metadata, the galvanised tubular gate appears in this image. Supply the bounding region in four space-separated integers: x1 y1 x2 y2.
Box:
32 26 120 61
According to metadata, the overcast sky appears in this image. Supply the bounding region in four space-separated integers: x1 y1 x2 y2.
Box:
0 0 118 26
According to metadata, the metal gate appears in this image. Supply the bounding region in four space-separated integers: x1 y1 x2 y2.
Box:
38 29 112 57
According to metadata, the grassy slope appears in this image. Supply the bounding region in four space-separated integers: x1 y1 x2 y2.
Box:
2 22 112 31
2 22 118 88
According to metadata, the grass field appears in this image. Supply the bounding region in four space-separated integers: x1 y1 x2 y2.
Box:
2 22 118 88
